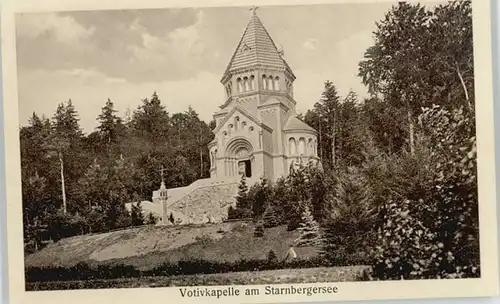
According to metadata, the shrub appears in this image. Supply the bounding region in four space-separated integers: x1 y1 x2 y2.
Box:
321 167 375 266
253 224 264 237
295 205 321 247
370 105 479 280
267 250 278 266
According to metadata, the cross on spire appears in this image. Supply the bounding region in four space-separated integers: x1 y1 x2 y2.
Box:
249 6 259 15
159 165 167 184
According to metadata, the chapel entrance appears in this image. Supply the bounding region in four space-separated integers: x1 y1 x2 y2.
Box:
238 159 252 178
227 138 253 179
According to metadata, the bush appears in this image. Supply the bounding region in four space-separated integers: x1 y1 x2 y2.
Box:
253 224 264 237
295 205 321 247
267 250 278 265
370 105 479 280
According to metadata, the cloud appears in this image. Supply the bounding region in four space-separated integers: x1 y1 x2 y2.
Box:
126 10 206 79
302 38 319 51
16 13 94 45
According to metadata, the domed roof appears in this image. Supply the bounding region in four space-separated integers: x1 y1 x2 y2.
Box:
283 116 316 133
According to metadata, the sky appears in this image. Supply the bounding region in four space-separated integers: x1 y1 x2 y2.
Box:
15 2 437 133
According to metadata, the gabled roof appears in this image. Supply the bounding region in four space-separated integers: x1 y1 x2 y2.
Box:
222 11 294 79
283 116 317 133
213 105 273 135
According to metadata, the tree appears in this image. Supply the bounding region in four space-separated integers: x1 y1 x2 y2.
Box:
321 168 376 265
267 249 278 265
308 81 341 168
358 1 473 155
46 100 85 214
262 203 280 228
249 177 270 220
130 202 145 226
295 205 321 247
96 98 126 158
228 175 252 219
254 223 264 237
370 104 478 280
131 92 170 143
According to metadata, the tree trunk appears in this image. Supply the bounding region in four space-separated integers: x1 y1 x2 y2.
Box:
199 147 203 178
59 151 67 214
319 121 323 160
332 114 336 167
407 109 415 155
455 62 471 111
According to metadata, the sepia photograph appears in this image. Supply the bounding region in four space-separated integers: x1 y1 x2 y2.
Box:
2 0 499 303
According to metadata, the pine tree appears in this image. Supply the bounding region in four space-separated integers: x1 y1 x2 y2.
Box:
229 175 251 219
314 81 341 169
295 204 321 247
320 169 374 264
97 98 126 159
131 202 145 226
132 92 170 142
251 177 270 220
254 223 264 237
46 100 84 214
263 203 280 228
267 249 278 265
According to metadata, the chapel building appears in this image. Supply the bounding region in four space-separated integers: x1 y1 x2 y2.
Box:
147 8 319 225
207 9 319 182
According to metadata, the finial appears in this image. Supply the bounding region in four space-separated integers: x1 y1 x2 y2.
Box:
159 165 166 186
250 6 259 16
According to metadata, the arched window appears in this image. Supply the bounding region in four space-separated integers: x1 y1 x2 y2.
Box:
298 138 306 155
250 75 255 90
237 78 242 93
262 75 267 90
308 138 313 156
289 138 297 155
241 121 247 131
244 76 249 91
268 76 274 90
274 76 280 90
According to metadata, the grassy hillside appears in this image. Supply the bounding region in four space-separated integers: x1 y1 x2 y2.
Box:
25 222 319 270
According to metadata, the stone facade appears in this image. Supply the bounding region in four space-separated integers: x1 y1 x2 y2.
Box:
208 10 319 183
149 10 319 225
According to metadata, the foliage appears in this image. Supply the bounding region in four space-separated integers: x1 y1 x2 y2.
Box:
358 0 473 152
130 202 145 226
20 92 214 246
267 250 278 265
25 260 369 288
370 105 478 280
253 223 264 237
262 204 281 228
228 175 252 219
249 177 271 220
320 167 376 265
295 205 321 247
